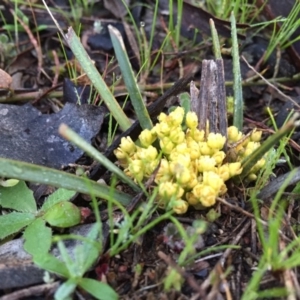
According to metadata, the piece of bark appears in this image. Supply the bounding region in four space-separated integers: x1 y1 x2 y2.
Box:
194 59 227 139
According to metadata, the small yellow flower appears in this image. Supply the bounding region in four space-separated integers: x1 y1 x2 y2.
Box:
172 199 189 214
172 142 188 155
251 158 265 173
160 137 175 154
187 139 200 159
186 128 205 142
114 147 127 160
169 107 185 126
155 122 171 138
170 153 190 167
192 184 217 207
227 126 241 142
247 173 257 181
207 133 226 150
250 130 262 142
212 151 226 165
184 171 198 189
217 164 230 181
155 160 171 183
202 171 224 193
169 127 185 144
198 141 213 155
228 162 243 177
137 145 158 161
185 112 198 129
158 181 184 199
157 112 167 122
186 192 199 206
196 156 216 172
128 160 144 181
120 136 136 154
172 164 191 185
139 129 157 147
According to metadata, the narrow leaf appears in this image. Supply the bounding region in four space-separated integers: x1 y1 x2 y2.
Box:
79 278 118 300
55 278 77 300
65 27 131 131
0 158 132 206
231 12 243 130
108 25 153 130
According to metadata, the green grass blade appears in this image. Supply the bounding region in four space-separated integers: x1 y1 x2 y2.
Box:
65 28 131 131
108 25 153 130
231 12 243 131
210 19 221 59
0 158 131 206
59 123 140 192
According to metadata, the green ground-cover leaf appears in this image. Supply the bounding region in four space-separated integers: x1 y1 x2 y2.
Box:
54 278 77 300
23 218 52 257
33 252 70 277
43 201 81 228
0 211 35 240
41 188 77 211
0 180 36 212
79 278 118 300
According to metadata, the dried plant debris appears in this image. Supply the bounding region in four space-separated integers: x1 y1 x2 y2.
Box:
0 103 104 168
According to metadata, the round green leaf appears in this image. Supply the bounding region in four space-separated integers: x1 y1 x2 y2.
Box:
43 201 81 228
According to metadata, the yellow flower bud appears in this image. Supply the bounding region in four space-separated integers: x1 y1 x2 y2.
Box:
114 147 127 160
247 173 257 181
157 112 167 122
114 148 128 167
172 199 189 214
139 129 157 147
128 160 144 181
192 184 217 207
227 126 241 142
185 112 198 129
170 153 190 167
199 142 213 155
186 192 199 205
169 107 184 126
250 129 262 142
184 171 198 189
196 156 216 172
155 122 171 138
137 145 158 161
120 136 136 154
155 159 171 183
217 164 230 181
187 140 200 159
202 171 224 193
160 137 175 154
212 151 226 165
251 158 265 173
169 127 185 144
175 166 191 185
186 128 205 142
228 162 242 177
207 133 226 150
172 142 188 155
158 181 184 199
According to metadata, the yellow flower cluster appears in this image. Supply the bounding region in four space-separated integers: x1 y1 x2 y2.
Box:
227 126 265 182
114 107 263 214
